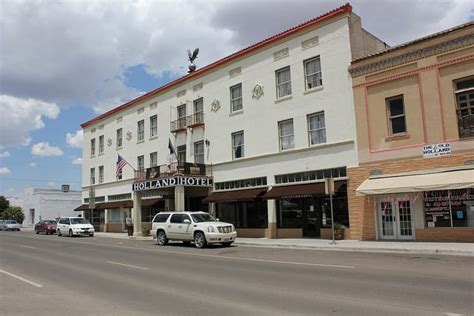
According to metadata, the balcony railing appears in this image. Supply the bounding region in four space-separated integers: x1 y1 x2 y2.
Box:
134 162 213 181
170 113 205 132
170 117 187 133
458 112 474 138
187 112 204 128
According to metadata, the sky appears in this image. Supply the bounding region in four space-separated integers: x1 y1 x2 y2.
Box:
0 0 473 199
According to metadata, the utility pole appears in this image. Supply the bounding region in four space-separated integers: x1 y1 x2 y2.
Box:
325 177 335 245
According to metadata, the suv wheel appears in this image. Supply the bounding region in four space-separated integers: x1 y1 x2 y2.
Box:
69 229 74 237
57 229 62 236
156 230 168 246
35 229 39 234
194 232 207 249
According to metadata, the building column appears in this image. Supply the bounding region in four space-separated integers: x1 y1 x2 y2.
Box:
175 185 185 212
104 209 109 232
267 199 277 238
133 191 143 237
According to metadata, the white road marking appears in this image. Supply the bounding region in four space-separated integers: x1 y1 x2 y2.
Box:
0 269 43 288
18 245 36 249
444 313 464 316
106 261 149 270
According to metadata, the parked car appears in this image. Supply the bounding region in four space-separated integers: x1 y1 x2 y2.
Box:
0 220 21 231
56 217 94 237
34 220 57 235
151 211 237 248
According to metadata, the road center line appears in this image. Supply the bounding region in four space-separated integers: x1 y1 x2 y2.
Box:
0 269 43 288
18 245 36 249
106 261 149 270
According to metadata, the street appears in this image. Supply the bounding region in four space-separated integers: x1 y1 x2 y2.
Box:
1 231 473 316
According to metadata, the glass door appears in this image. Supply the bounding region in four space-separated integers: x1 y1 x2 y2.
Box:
380 202 396 239
378 200 414 240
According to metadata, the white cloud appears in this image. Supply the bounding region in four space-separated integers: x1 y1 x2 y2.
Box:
66 130 83 148
0 95 59 147
31 142 64 157
72 157 82 165
0 151 11 158
29 162 37 167
0 167 11 175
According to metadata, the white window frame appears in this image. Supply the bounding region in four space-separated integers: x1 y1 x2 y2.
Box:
304 56 322 90
275 66 292 98
308 112 326 145
98 135 104 155
278 119 294 151
150 152 158 167
232 131 244 159
90 139 96 157
90 167 95 185
116 128 122 149
194 141 204 164
137 120 145 142
177 105 187 129
98 165 104 184
230 83 243 112
386 95 407 135
150 115 158 138
137 155 144 170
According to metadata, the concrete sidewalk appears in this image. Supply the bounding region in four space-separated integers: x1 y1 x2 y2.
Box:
90 231 474 257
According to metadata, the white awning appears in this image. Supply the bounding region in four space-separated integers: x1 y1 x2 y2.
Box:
356 169 474 195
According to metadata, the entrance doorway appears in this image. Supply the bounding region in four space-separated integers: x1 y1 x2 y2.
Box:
378 200 414 240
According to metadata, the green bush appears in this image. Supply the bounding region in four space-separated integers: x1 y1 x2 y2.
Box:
0 206 25 224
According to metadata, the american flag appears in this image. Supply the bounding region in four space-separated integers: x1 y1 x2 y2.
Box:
116 154 127 178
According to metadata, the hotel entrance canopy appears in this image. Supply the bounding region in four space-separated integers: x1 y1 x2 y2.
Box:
356 168 474 195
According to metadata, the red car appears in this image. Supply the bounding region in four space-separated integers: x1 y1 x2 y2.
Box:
34 220 57 235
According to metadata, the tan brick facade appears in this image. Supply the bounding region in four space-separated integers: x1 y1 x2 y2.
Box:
348 152 474 241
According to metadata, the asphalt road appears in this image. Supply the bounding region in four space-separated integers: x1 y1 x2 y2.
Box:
0 231 473 316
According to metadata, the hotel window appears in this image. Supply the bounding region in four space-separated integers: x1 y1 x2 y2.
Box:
150 115 158 138
137 120 145 142
308 112 326 145
177 105 187 129
194 141 204 164
90 168 95 185
454 78 474 138
193 98 204 124
304 56 322 89
177 145 186 166
386 95 406 135
276 66 292 98
90 139 96 157
232 131 244 159
278 119 294 150
98 165 104 184
98 135 104 155
137 155 144 171
149 152 158 167
116 128 122 149
230 83 243 112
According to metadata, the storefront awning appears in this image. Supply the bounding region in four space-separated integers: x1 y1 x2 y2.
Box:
203 188 268 203
141 198 161 207
263 181 346 199
356 169 474 195
96 200 133 210
74 204 90 211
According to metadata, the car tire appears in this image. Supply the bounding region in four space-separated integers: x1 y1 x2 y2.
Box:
89 233 94 237
156 230 168 246
69 229 74 237
194 232 207 249
222 242 233 247
35 229 39 234
57 229 62 236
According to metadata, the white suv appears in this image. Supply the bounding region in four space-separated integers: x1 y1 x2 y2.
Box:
57 217 94 237
152 212 237 248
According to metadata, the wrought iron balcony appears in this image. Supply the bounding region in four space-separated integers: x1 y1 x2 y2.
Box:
170 117 187 133
134 162 213 181
187 112 204 128
458 112 474 138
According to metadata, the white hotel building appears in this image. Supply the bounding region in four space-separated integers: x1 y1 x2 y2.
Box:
78 4 386 238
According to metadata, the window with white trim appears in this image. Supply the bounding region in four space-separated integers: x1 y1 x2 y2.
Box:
90 167 95 185
194 141 204 164
150 115 157 138
116 128 122 149
308 112 326 145
98 165 104 183
137 120 145 141
232 131 244 159
98 135 104 155
276 66 292 98
137 155 144 170
278 119 294 150
193 98 204 124
149 152 158 167
90 139 96 157
386 95 406 135
177 105 187 129
230 83 243 112
304 56 322 89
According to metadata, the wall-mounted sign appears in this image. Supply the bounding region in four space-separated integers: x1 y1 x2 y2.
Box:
133 176 213 191
422 143 451 158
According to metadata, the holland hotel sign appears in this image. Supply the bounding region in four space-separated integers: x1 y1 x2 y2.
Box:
132 176 213 192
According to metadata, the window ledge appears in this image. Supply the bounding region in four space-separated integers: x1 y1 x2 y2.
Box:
90 155 96 159
229 110 244 117
149 136 158 141
385 133 410 142
304 86 323 95
309 141 328 148
98 153 104 156
275 95 293 104
137 139 145 144
116 146 123 150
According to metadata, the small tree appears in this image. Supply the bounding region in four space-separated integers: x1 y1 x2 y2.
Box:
1 206 25 224
0 196 9 213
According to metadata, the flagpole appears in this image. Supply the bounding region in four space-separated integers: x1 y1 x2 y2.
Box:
117 154 137 172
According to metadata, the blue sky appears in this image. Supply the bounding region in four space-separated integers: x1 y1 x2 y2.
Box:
0 0 473 199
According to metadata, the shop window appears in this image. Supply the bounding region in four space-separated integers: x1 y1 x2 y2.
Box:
424 189 473 228
278 198 303 228
386 95 406 135
108 208 121 223
216 200 268 228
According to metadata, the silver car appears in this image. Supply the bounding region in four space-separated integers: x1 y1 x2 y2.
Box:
0 220 21 231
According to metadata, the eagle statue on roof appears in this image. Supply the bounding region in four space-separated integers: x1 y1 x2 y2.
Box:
187 48 199 73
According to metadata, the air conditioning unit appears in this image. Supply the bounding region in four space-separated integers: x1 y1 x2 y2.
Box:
61 184 70 192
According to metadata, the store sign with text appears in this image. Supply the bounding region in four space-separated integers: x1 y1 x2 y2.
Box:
132 176 213 191
422 142 451 158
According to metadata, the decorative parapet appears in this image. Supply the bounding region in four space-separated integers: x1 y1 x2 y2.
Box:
350 34 474 77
